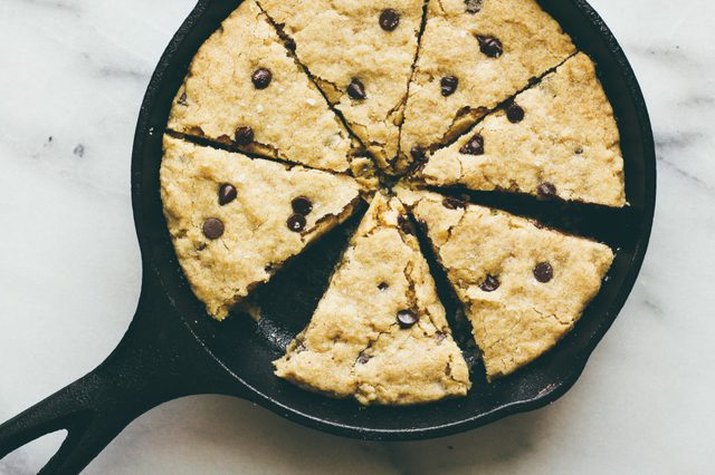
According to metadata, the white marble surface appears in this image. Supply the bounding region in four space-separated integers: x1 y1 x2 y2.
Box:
1 0 714 473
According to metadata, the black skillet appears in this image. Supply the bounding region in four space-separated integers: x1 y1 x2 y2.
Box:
0 0 656 473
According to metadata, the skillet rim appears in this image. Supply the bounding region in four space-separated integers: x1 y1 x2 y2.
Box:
130 0 657 440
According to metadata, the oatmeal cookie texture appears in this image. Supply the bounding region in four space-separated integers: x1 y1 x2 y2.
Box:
399 0 575 167
258 0 426 172
161 136 361 320
415 53 626 207
274 193 470 405
398 189 614 380
167 0 354 173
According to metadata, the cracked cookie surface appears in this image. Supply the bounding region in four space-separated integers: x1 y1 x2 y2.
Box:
160 0 627 404
274 193 470 405
167 0 354 173
258 0 426 172
415 53 626 207
398 189 614 380
161 136 361 320
399 0 575 167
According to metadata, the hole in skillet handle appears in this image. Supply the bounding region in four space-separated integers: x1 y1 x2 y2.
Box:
1 430 68 474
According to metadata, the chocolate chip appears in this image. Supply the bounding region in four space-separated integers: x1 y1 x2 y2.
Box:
459 133 485 155
287 213 306 233
347 78 367 100
506 102 525 123
291 196 313 216
537 182 557 199
218 184 237 205
397 309 419 329
379 9 400 31
441 76 459 96
397 215 413 235
477 35 503 58
410 146 427 163
464 0 484 14
234 126 254 146
534 262 554 283
442 197 466 210
480 275 500 292
251 68 272 89
378 282 389 291
202 218 225 240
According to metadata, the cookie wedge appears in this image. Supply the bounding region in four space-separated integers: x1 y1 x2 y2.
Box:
167 0 354 173
399 0 575 169
161 136 361 320
274 193 470 405
398 189 614 380
258 0 426 172
415 53 626 207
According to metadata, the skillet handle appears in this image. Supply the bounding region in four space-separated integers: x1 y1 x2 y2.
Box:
0 275 242 474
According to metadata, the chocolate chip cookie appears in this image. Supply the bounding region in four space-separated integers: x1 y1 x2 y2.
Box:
161 0 628 403
167 0 354 173
274 193 470 405
258 0 426 172
161 136 361 319
398 188 614 380
399 0 576 169
414 53 626 207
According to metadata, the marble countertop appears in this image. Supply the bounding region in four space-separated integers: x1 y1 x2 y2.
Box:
1 0 714 473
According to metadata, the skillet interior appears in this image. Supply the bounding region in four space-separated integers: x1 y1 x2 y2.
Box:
131 0 656 439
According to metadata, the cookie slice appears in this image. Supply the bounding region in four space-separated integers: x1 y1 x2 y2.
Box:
399 0 576 169
258 0 426 172
415 53 626 207
398 189 614 380
274 193 470 405
167 0 354 174
161 136 361 320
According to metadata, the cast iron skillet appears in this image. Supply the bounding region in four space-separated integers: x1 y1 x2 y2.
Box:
0 0 656 473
